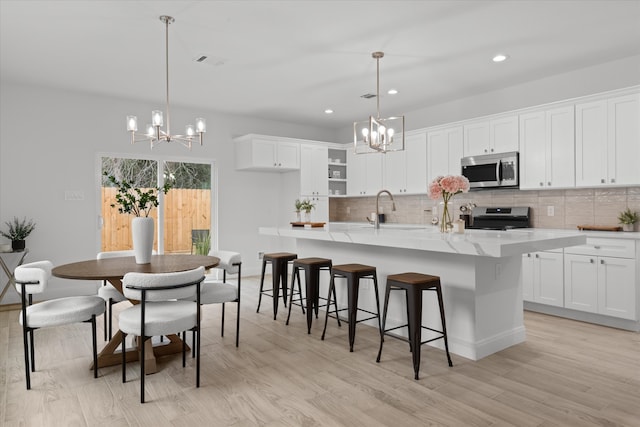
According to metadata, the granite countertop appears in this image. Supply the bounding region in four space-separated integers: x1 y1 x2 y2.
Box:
259 222 589 258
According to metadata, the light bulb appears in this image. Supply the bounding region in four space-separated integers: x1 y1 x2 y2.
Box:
195 118 206 133
126 116 138 132
185 124 195 136
152 110 163 126
145 124 154 136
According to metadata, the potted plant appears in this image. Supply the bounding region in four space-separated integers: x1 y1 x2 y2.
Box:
0 216 36 251
300 199 315 222
617 207 638 232
104 172 171 263
294 199 304 222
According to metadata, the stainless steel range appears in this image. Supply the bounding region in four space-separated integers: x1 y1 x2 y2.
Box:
468 206 531 230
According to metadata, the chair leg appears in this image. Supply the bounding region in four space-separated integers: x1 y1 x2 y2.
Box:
221 302 226 337
182 331 187 367
122 332 127 383
235 300 240 348
29 328 35 372
286 266 298 325
108 299 115 340
140 336 146 404
321 274 337 340
376 283 392 363
103 300 108 341
91 315 98 379
192 330 196 359
22 325 31 390
435 287 453 367
257 260 267 313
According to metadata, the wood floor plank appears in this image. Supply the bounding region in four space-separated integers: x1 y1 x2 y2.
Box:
1 275 639 426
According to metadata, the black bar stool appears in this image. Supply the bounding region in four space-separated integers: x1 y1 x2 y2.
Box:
376 272 453 380
286 257 339 334
257 252 297 320
321 263 381 352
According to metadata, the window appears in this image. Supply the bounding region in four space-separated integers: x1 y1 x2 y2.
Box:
100 156 213 254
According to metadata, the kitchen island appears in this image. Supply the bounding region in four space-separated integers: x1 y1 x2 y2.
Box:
259 223 586 360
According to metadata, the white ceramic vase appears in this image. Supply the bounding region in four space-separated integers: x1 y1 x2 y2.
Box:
622 223 634 232
132 217 154 264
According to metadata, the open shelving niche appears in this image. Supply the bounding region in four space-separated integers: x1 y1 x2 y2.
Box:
328 147 347 197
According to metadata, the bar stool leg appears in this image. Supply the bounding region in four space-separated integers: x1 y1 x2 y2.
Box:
407 286 422 380
286 266 305 326
280 261 289 308
271 261 282 320
435 287 453 367
405 289 412 353
321 273 336 340
346 274 360 352
376 282 393 363
257 260 267 313
306 266 321 334
372 273 382 334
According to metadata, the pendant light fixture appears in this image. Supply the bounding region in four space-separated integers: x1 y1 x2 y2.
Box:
354 51 404 154
126 15 205 149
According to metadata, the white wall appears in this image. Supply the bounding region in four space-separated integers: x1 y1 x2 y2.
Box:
0 82 337 303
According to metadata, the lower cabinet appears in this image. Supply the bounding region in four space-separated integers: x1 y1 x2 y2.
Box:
522 251 564 307
564 253 636 320
523 237 638 323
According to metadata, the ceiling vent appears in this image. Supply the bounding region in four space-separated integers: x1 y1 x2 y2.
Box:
360 93 377 99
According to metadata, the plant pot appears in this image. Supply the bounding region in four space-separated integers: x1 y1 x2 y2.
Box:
622 223 635 232
132 217 154 264
11 239 26 251
303 211 312 223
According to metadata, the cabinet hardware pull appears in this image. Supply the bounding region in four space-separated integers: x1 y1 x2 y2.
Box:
535 254 539 258
547 182 551 186
593 246 600 249
611 178 615 183
590 259 594 263
600 259 605 264
601 178 605 183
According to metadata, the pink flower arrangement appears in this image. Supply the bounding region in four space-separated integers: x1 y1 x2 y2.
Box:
428 175 470 200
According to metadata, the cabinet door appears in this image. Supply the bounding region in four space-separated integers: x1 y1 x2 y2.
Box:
404 132 428 193
300 145 328 196
546 106 575 188
307 196 329 223
364 154 383 195
608 94 640 185
519 111 547 189
277 142 300 169
428 127 462 179
564 254 598 313
463 121 490 156
251 138 278 169
522 253 535 302
490 116 519 154
347 149 367 195
534 251 564 307
575 100 608 187
383 148 407 193
597 257 636 320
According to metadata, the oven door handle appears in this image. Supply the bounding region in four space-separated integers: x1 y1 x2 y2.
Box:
496 160 502 182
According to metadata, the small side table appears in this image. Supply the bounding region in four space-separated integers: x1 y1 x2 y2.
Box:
0 249 29 304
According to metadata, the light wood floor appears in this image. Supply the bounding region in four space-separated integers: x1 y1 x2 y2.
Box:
1 275 639 426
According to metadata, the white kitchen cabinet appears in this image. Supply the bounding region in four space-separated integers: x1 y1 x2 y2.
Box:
383 132 428 194
575 93 640 187
519 106 575 189
427 126 463 179
300 144 328 196
463 115 518 156
234 134 300 171
522 251 564 307
347 149 382 196
304 196 328 223
564 238 637 320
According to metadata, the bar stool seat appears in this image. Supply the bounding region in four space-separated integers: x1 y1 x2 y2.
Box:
257 252 297 320
321 263 381 352
376 272 453 380
286 257 337 334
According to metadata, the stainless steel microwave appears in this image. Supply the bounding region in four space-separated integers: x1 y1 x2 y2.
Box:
461 151 519 189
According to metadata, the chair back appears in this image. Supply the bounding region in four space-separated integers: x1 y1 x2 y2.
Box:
123 266 205 302
14 260 53 295
97 250 156 260
208 250 241 274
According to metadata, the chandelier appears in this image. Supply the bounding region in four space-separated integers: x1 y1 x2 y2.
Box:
354 52 404 154
126 15 205 149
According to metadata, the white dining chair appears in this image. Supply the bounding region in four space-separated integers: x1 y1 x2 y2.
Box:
196 250 242 347
14 260 105 390
119 266 205 403
96 250 156 340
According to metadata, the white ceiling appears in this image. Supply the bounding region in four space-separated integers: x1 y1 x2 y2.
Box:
2 0 640 130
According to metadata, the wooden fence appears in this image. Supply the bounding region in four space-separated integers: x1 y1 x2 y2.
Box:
101 188 211 253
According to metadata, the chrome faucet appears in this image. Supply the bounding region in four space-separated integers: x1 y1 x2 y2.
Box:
373 189 396 229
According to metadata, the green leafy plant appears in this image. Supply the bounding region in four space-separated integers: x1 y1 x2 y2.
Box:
193 231 211 255
0 216 36 241
294 199 304 212
300 199 315 213
617 207 639 225
104 172 171 217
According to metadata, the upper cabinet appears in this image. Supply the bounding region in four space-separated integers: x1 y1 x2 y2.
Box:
519 106 575 190
575 93 640 187
383 132 428 194
347 149 382 196
234 134 300 172
463 115 519 156
427 126 463 179
300 144 328 196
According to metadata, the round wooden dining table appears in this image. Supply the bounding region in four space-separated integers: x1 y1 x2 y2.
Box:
52 254 219 374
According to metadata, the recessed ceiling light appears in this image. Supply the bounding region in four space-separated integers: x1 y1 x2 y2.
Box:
388 89 398 95
324 109 334 114
492 54 509 63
